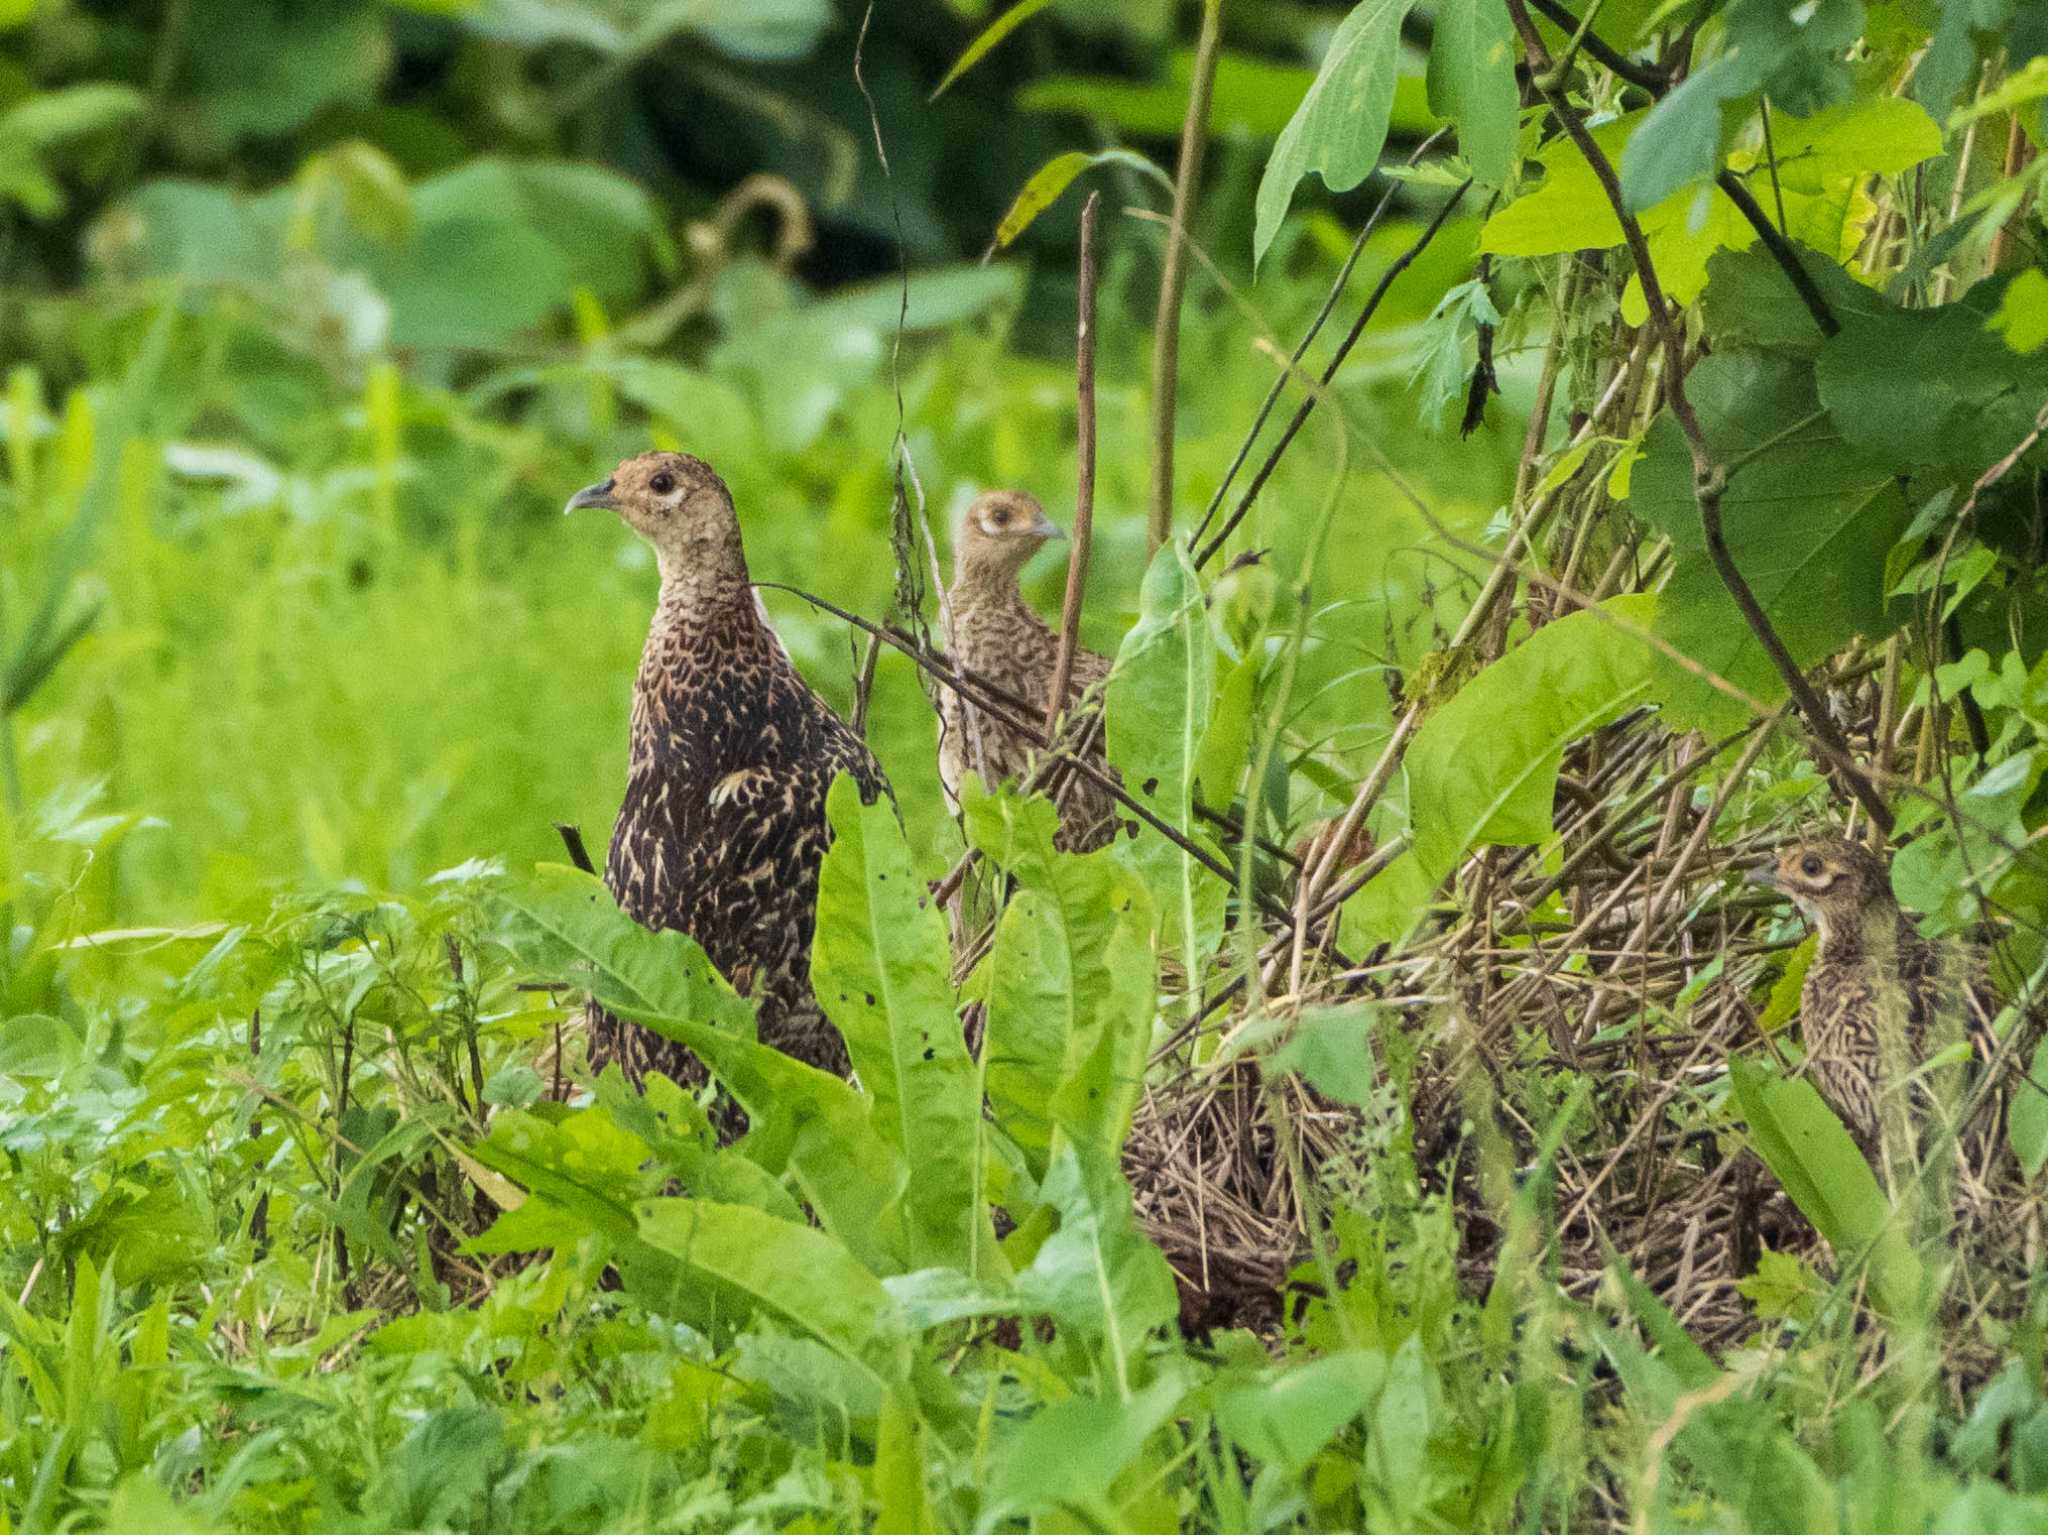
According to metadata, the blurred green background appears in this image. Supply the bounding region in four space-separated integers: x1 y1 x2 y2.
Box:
0 0 1521 925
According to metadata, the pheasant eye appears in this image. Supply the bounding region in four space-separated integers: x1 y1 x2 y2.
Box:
1801 855 1823 876
651 472 676 496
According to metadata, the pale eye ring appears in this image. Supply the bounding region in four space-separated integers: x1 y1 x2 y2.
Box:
651 472 675 496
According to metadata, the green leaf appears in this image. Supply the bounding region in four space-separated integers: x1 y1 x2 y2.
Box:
1989 267 2048 354
636 1198 901 1371
1698 241 1885 357
489 863 755 1033
1217 1351 1385 1473
1349 597 1657 943
930 0 1057 99
989 149 1171 252
813 778 985 1273
1014 1143 1179 1387
2009 1037 2048 1179
968 786 1156 1175
1 84 144 148
1253 0 1418 266
1106 542 1226 999
1425 0 1518 186
1632 352 1906 733
186 0 386 140
981 1369 1189 1527
1817 279 2048 471
1727 1058 1889 1253
1723 0 1865 117
1193 648 1258 812
1019 50 1326 138
1620 57 1743 210
489 866 912 1273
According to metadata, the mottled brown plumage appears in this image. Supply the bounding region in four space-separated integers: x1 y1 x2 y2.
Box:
568 451 889 1091
1752 838 1970 1160
937 490 1115 852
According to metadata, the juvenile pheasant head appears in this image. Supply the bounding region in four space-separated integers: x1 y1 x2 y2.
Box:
1750 838 1897 942
567 451 745 584
955 490 1064 583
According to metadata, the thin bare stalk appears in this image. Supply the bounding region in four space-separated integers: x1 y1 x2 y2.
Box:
1148 0 1223 552
1050 191 1101 725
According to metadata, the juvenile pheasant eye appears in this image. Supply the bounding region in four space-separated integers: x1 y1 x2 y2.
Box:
1802 855 1824 876
651 472 675 495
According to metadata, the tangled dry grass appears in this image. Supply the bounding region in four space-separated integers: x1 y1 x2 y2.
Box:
1128 677 2048 1386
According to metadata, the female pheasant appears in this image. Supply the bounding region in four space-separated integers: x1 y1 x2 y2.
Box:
937 489 1116 852
567 451 889 1088
1750 838 1974 1165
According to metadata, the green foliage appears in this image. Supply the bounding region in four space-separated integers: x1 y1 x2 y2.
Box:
1632 351 1907 732
1253 0 1417 265
1349 596 1658 941
1105 542 1226 1004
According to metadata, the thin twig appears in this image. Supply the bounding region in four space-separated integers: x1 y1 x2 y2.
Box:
1050 191 1101 726
1188 127 1451 550
1193 180 1473 570
1148 0 1223 551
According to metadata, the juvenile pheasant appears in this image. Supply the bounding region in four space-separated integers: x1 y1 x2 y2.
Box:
1750 838 1975 1165
937 489 1116 852
567 451 890 1088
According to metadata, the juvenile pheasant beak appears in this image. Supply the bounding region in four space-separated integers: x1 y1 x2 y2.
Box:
565 479 618 515
1745 864 1781 889
1033 513 1066 540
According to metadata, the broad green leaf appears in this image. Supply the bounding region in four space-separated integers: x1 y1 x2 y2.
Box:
489 862 755 1033
989 149 1170 252
636 1198 900 1371
1698 242 1885 357
1621 58 1743 210
1632 352 1906 733
813 777 984 1273
1106 542 1226 1001
185 0 385 140
1253 0 1418 266
1425 0 1517 187
1727 1058 1889 1254
981 1369 1189 1527
930 0 1057 99
1217 1351 1385 1473
1490 98 1937 324
1817 278 2048 471
489 866 912 1273
1349 596 1658 943
2008 1036 2048 1179
969 786 1156 1174
1015 1143 1179 1389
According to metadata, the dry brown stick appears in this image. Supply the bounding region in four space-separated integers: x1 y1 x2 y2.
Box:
1148 0 1223 552
1050 191 1101 727
1507 0 1892 834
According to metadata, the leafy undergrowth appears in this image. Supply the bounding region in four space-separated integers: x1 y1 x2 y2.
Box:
5 732 2048 1533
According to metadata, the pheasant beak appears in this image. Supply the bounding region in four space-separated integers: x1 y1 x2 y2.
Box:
565 479 619 515
1033 513 1066 541
1745 864 1781 890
